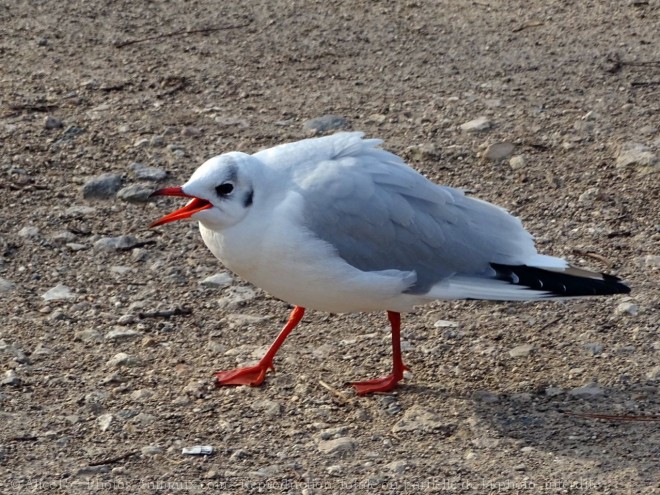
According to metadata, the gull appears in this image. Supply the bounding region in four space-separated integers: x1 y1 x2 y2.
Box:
150 132 630 394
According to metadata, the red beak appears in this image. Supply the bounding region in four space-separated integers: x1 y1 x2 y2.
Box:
149 186 213 227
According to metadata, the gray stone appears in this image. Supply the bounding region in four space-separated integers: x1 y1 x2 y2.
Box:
18 226 40 238
66 243 87 251
199 272 234 288
615 142 658 173
545 387 564 397
116 184 154 203
459 116 492 132
615 302 639 316
483 142 515 161
129 163 168 181
1 370 20 386
94 235 141 251
0 278 16 293
105 328 141 341
82 174 122 200
44 115 64 129
217 287 256 309
583 343 603 355
42 284 75 301
408 143 441 161
64 205 97 217
318 437 356 456
509 344 534 358
107 352 141 368
303 115 348 135
568 384 605 397
75 328 101 343
141 445 163 456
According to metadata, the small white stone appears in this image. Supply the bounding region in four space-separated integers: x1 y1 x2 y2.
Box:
199 272 233 288
42 284 75 301
97 413 113 432
509 155 526 169
509 344 534 358
459 116 492 132
615 302 639 316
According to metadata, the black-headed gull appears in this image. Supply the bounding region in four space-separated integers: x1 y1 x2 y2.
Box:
150 132 630 394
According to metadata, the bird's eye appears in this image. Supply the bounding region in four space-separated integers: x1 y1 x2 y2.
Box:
215 183 234 196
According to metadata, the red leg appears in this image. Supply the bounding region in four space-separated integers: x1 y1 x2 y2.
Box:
350 311 410 395
215 306 305 387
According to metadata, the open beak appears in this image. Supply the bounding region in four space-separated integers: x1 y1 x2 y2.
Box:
149 186 213 227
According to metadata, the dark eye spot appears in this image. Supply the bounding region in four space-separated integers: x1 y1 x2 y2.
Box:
215 183 234 196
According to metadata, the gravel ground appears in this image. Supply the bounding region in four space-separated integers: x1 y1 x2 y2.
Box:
1 1 659 494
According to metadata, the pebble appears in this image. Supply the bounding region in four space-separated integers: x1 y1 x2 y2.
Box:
615 302 639 316
130 389 154 401
97 413 113 432
578 187 600 204
44 115 64 129
483 142 515 161
319 426 349 440
107 352 141 368
132 413 157 426
150 135 166 148
81 173 122 200
1 370 20 386
75 328 102 342
217 287 256 309
615 142 658 173
116 184 154 203
473 390 499 403
544 387 564 397
583 342 603 355
317 437 357 456
392 405 448 433
0 278 16 293
509 155 526 170
509 344 534 358
433 319 459 328
94 235 141 251
52 230 77 244
18 226 40 238
64 205 97 217
42 284 75 301
105 328 141 341
199 272 234 288
181 126 202 137
133 138 150 148
459 116 492 132
568 383 605 397
76 465 110 476
129 163 168 181
215 116 249 127
408 143 441 161
303 115 348 135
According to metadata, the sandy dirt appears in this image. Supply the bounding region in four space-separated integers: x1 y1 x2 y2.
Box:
1 1 659 493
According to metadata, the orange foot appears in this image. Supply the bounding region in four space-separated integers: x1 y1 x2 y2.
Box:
350 373 405 395
214 361 273 387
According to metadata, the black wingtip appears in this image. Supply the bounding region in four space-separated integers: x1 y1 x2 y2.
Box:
490 263 630 297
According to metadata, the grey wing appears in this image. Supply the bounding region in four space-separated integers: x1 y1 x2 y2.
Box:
294 143 538 294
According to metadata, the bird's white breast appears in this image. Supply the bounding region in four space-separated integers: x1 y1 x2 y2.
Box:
198 192 418 313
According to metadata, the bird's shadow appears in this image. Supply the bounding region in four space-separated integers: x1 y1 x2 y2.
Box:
403 382 658 478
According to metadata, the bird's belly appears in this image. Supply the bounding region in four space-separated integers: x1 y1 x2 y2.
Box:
199 224 416 313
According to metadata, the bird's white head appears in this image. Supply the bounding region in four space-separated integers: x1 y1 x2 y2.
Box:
150 152 259 232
